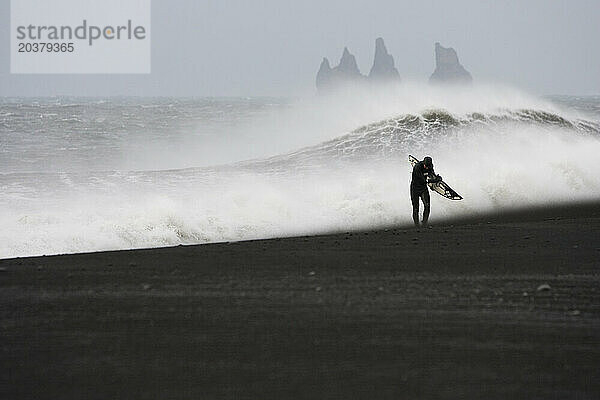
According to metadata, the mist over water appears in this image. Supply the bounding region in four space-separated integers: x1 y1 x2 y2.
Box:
2 86 600 258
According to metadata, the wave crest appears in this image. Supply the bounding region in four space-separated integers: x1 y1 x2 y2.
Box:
255 108 600 167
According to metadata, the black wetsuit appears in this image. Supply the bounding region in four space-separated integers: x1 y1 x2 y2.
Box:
410 161 437 226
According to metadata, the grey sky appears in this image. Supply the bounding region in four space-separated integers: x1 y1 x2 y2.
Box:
1 0 599 96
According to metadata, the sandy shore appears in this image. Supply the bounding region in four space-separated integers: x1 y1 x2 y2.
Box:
1 202 600 399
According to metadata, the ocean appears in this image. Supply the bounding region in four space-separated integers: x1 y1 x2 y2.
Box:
2 86 600 258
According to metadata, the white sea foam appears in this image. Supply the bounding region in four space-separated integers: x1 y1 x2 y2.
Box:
1 86 599 258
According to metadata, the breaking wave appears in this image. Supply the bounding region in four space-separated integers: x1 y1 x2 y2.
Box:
250 108 599 169
2 92 600 259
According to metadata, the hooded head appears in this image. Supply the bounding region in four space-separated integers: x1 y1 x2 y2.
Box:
423 156 433 169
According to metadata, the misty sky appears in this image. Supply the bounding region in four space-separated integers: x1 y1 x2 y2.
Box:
1 0 599 96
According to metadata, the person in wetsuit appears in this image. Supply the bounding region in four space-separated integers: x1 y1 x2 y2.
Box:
410 156 441 227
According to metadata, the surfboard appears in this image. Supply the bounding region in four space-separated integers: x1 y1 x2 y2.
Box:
409 155 463 200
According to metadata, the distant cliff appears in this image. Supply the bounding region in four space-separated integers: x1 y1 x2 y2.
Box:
316 38 399 93
429 42 472 84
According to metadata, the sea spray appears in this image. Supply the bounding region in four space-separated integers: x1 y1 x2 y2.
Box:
1 87 599 258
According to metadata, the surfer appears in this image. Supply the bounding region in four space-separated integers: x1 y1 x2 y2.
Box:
410 156 442 227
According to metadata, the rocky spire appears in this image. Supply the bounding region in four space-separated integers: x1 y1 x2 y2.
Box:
368 37 400 82
429 42 472 84
316 47 365 93
336 47 362 78
316 57 333 91
316 40 404 93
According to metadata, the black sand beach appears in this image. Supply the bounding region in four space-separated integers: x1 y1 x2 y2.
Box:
2 202 599 399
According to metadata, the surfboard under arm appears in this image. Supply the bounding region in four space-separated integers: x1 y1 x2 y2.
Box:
409 155 463 200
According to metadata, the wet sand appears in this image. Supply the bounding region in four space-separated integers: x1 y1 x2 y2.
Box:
1 202 600 399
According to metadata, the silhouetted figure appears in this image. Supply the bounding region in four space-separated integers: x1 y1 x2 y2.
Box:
410 156 441 227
